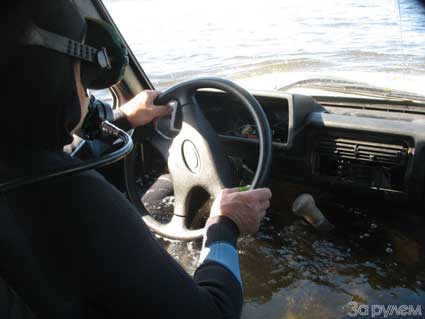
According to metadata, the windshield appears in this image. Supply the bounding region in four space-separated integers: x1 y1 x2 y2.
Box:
103 0 425 98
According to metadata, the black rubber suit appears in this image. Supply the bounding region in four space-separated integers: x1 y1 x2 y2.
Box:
1 149 242 318
0 0 242 318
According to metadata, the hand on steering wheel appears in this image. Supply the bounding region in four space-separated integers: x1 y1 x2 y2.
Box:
120 90 173 128
210 187 272 236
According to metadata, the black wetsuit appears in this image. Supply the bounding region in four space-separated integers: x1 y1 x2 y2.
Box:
0 115 243 318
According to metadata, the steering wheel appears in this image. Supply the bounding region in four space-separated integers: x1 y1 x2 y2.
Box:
125 78 272 240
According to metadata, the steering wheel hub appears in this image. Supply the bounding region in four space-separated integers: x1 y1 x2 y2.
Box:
182 140 200 173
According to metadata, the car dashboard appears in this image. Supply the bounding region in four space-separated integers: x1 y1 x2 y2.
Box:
195 91 293 148
157 89 425 204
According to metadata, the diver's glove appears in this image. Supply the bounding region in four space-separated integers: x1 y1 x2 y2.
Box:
78 95 114 140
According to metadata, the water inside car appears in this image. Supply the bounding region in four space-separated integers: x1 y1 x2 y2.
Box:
96 0 425 317
2 0 424 318
91 0 425 318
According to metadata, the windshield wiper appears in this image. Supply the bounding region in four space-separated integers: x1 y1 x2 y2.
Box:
278 77 425 103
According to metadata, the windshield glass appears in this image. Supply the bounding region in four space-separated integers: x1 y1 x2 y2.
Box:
103 0 425 97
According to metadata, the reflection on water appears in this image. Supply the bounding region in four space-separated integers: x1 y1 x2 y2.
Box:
153 180 425 318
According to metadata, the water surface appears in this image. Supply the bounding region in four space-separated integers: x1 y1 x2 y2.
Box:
152 180 425 319
104 0 425 92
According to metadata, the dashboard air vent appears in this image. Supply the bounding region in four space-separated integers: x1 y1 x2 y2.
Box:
316 137 407 166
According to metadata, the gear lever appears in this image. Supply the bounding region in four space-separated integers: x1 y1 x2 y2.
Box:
292 194 334 232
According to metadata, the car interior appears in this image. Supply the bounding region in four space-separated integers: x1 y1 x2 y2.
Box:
1 0 424 317
76 0 425 236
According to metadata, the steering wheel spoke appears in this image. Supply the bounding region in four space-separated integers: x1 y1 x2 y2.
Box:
150 134 173 159
163 214 205 240
172 182 191 217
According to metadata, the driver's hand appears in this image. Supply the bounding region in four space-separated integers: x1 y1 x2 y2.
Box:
209 188 272 236
120 90 173 128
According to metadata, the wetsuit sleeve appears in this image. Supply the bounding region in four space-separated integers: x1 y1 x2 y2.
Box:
197 217 241 285
194 216 243 317
54 173 242 318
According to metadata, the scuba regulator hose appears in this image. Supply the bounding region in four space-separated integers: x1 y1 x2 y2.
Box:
0 98 133 193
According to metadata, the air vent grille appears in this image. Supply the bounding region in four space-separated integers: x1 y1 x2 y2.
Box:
316 137 408 166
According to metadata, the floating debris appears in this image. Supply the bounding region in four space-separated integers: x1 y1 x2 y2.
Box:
385 247 393 253
370 223 378 229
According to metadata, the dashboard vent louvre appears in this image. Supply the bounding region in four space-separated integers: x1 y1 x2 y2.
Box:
317 137 407 166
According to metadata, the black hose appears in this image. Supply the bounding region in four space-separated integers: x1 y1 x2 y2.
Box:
0 121 133 193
